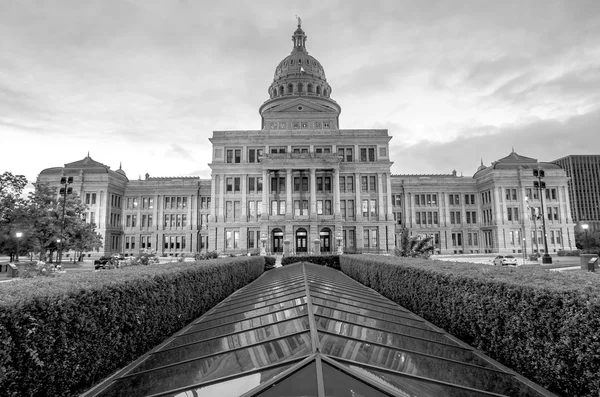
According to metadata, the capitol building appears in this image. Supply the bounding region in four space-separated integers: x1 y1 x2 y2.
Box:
38 22 576 258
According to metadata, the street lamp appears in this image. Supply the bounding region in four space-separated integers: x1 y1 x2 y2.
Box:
15 232 23 262
582 224 589 250
533 167 552 264
58 176 73 267
260 232 267 256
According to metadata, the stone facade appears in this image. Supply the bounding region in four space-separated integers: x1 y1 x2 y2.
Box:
36 23 576 258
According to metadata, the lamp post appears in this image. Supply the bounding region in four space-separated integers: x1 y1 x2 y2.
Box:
533 167 552 264
260 232 267 256
58 176 73 267
582 224 589 250
15 232 23 262
526 196 540 256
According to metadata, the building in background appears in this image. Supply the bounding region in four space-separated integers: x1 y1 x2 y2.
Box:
36 23 576 258
551 155 600 232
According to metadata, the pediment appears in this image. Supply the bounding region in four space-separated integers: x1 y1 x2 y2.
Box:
264 98 338 114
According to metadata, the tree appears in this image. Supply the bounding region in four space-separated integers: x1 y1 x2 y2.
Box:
0 172 29 260
15 183 103 261
395 228 434 258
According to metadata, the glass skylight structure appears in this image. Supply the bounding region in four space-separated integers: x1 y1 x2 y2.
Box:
85 263 556 397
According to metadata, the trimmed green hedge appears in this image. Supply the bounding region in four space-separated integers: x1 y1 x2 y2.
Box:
264 256 276 271
282 255 340 269
0 257 264 397
339 255 600 397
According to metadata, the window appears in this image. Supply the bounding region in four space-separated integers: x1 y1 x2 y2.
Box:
465 194 475 205
347 176 354 192
450 211 461 224
234 177 240 192
347 200 355 219
248 148 263 163
338 147 353 162
361 176 368 192
449 194 460 206
247 176 262 193
270 147 286 154
339 177 345 192
370 199 377 217
271 176 285 193
451 232 463 246
369 176 376 192
359 147 375 162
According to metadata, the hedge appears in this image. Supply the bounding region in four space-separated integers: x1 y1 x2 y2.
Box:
264 256 277 271
281 255 340 269
0 256 264 397
339 255 600 397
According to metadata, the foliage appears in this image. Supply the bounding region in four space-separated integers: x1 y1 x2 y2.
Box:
264 256 276 270
124 249 160 266
194 251 219 260
557 249 581 256
282 255 340 269
575 229 600 250
394 228 434 258
0 172 29 259
0 182 102 261
0 256 264 397
339 255 600 397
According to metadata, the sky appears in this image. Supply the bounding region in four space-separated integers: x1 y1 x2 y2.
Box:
1 0 600 188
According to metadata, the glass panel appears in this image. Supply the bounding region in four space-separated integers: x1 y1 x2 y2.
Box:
312 298 430 330
339 363 496 397
322 361 391 397
319 334 531 395
99 333 312 397
253 361 318 397
166 363 294 397
310 290 415 317
314 316 492 368
194 297 307 330
210 289 306 314
168 306 308 348
307 280 398 303
223 281 306 305
132 317 311 374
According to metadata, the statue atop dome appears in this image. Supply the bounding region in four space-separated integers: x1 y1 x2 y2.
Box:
296 15 302 27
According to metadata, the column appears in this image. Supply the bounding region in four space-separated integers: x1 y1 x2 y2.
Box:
209 176 216 222
410 193 416 228
333 168 341 218
241 174 247 221
262 170 268 219
187 194 193 230
386 172 393 220
377 173 384 221
219 175 225 222
310 168 317 220
286 169 293 219
354 173 361 220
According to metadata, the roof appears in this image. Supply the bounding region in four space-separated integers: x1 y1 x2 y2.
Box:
473 151 561 178
38 155 129 182
85 263 555 397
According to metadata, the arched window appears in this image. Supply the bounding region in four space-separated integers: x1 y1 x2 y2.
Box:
298 83 303 93
316 86 321 95
323 89 328 97
307 83 313 93
279 86 284 96
287 83 293 94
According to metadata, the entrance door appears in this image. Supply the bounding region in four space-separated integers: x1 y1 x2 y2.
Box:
296 229 308 253
272 229 283 253
320 228 331 252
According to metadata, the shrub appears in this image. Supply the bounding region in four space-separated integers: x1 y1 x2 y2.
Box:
0 256 264 397
264 256 276 271
339 255 600 397
194 251 219 260
125 249 160 266
282 255 340 269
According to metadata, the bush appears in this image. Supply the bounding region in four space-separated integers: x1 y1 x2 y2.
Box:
339 255 600 397
558 249 581 256
194 251 219 260
264 256 276 271
0 256 264 397
282 255 340 269
124 249 160 266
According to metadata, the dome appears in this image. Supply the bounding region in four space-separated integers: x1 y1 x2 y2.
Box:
267 21 333 99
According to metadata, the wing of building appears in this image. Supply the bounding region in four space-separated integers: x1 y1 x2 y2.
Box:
36 23 576 259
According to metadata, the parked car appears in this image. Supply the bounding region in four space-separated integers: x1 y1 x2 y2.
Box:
493 255 518 266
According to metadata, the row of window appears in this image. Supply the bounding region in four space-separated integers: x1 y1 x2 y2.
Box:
85 193 97 205
110 194 122 208
223 174 380 194
268 121 332 130
222 146 382 163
